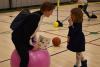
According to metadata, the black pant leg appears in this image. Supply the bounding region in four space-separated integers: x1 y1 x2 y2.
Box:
12 39 29 67
78 5 83 9
17 48 29 67
83 4 90 18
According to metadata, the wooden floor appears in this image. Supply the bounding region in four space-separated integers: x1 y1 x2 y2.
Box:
0 2 100 67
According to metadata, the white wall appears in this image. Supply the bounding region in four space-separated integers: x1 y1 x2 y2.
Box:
12 0 49 8
0 0 71 9
0 0 9 9
51 0 71 3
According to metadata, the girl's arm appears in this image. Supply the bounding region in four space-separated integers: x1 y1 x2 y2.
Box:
67 36 70 44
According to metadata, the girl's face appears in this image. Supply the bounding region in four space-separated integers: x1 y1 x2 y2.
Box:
71 13 75 22
43 10 53 17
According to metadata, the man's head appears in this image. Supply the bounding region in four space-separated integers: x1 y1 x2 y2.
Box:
40 2 55 17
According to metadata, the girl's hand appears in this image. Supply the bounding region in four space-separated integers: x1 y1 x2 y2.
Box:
67 36 70 45
32 43 40 51
68 17 73 26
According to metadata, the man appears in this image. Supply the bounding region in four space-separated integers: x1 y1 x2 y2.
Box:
11 2 55 67
78 0 91 20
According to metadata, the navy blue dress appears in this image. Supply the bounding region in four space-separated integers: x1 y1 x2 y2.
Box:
67 22 85 52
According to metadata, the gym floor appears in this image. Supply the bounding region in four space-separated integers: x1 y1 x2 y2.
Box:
0 2 100 67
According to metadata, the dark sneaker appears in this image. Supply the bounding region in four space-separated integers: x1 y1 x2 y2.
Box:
88 18 91 21
81 60 87 67
74 65 77 67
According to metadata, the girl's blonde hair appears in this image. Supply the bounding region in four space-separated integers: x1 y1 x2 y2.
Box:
71 8 83 23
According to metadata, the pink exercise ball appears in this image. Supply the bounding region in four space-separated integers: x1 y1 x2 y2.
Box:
10 49 50 67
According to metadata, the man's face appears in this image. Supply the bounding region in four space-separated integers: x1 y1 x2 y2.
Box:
43 10 53 17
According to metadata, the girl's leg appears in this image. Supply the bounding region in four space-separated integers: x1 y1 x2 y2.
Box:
80 52 87 67
80 52 85 61
75 52 81 67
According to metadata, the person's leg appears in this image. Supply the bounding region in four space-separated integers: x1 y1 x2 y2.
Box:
78 5 83 9
16 47 29 67
83 4 90 18
80 52 85 61
12 34 29 67
80 53 87 67
75 52 81 67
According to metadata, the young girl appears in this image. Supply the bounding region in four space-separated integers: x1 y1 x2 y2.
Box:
11 2 55 67
67 8 87 67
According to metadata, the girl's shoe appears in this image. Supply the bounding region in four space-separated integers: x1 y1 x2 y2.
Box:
81 60 87 67
74 65 77 67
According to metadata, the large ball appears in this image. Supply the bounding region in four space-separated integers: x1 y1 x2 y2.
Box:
10 49 50 67
52 37 61 47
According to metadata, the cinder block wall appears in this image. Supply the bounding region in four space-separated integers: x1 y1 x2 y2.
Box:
12 0 49 8
1 0 99 9
0 0 9 9
74 0 100 2
88 0 100 2
0 0 72 9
